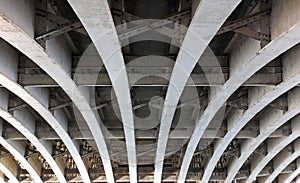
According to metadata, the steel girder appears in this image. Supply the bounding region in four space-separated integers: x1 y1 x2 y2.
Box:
153 1 243 182
178 19 300 183
0 10 90 182
66 1 137 182
0 89 67 183
264 139 300 183
283 159 300 183
246 116 300 183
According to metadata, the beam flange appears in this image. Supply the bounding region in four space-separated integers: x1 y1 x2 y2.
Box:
18 68 282 87
35 22 82 42
46 12 87 35
118 10 190 41
216 9 270 35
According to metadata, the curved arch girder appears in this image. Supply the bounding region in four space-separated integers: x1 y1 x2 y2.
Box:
202 77 300 182
178 20 300 182
0 89 67 183
0 178 4 183
0 0 128 179
265 139 300 183
283 164 300 183
0 147 19 183
0 6 116 182
222 41 300 182
66 1 137 182
0 32 90 182
153 1 242 182
0 121 42 183
224 100 300 182
245 117 300 183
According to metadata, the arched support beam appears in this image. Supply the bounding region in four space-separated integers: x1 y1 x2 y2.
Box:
66 1 136 182
154 1 242 182
0 2 114 182
0 135 19 183
264 139 300 183
203 74 300 182
223 91 300 182
0 89 67 183
283 159 300 183
223 40 300 183
245 115 300 183
0 32 88 182
0 120 42 183
178 20 300 182
0 163 18 183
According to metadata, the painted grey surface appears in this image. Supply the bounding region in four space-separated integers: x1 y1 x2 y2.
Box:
66 1 137 182
154 1 242 182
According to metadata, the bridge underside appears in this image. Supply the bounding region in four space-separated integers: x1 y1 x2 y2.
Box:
0 0 299 182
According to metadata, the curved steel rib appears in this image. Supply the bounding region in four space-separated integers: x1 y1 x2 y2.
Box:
265 139 300 183
224 102 300 182
153 1 242 182
0 120 42 183
178 22 300 182
0 89 67 183
0 8 114 183
0 25 90 183
66 0 137 181
283 163 300 183
245 116 300 183
0 146 19 183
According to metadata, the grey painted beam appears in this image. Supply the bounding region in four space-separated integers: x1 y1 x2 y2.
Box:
0 164 17 183
0 177 5 183
177 18 300 183
46 12 87 35
117 11 190 41
0 89 67 183
154 0 242 182
0 3 113 182
0 120 42 183
0 136 19 183
35 21 82 42
18 71 282 87
66 1 136 182
7 126 284 140
264 139 300 183
0 33 89 183
216 9 270 35
223 45 300 182
224 104 300 182
283 159 300 183
245 116 300 183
